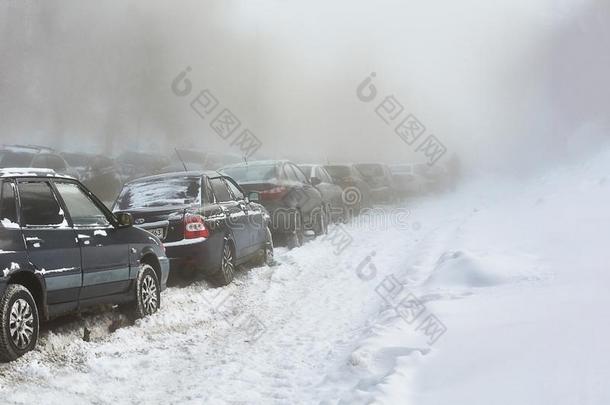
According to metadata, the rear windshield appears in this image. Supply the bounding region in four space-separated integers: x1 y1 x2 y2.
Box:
0 151 34 167
324 166 350 178
355 164 383 177
115 176 202 210
221 165 276 182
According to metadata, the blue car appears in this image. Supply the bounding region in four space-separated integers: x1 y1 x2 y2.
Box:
0 168 169 361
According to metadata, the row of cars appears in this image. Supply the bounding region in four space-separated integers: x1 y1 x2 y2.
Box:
0 167 274 361
0 144 243 204
0 145 452 206
0 147 454 361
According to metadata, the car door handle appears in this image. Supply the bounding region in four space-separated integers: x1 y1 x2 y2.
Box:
25 237 44 246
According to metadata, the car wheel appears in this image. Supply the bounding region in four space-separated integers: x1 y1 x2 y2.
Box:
132 263 161 319
314 205 328 236
253 226 275 266
287 210 304 249
0 284 39 362
212 239 235 286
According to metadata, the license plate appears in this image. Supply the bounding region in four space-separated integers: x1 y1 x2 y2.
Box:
148 227 165 239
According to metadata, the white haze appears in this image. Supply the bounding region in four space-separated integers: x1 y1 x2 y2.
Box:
0 0 608 176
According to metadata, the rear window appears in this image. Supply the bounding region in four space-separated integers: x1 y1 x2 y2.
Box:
62 153 89 167
115 176 202 210
324 166 351 178
0 151 34 168
221 165 276 183
355 164 383 177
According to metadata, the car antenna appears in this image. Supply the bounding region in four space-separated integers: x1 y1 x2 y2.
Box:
175 148 188 172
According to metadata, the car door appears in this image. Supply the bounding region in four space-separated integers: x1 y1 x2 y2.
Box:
16 179 82 310
225 176 263 253
317 167 343 213
0 180 28 279
53 180 131 302
209 176 249 259
290 163 321 213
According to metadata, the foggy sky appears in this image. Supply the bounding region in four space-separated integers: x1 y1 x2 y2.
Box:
0 0 608 174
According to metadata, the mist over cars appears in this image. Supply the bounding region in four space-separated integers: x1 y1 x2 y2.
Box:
0 0 608 404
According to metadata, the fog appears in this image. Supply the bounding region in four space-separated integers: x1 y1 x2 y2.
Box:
1 0 608 175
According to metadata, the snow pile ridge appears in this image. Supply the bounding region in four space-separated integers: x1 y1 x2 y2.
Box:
423 250 505 288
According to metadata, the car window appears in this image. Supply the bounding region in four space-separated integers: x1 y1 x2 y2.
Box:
0 181 18 228
324 165 350 179
17 181 66 227
299 165 313 179
31 154 48 168
55 182 110 227
291 164 308 183
115 176 202 210
224 177 244 200
210 177 232 202
282 164 299 182
46 155 67 171
220 164 277 182
318 167 333 183
202 177 213 205
0 151 35 167
355 164 383 177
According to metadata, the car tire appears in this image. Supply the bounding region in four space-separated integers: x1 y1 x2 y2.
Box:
287 210 304 249
0 284 39 362
131 263 161 319
211 239 235 286
314 205 328 236
253 226 275 266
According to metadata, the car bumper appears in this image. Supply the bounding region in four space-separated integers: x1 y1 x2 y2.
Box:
158 256 170 290
164 237 219 276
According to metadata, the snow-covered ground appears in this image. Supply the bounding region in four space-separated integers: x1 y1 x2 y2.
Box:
1 149 609 404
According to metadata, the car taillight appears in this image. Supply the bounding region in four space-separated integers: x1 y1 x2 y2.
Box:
184 214 209 239
260 186 287 200
342 177 356 185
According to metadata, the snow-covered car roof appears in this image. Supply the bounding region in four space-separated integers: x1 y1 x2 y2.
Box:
124 170 221 185
0 167 75 179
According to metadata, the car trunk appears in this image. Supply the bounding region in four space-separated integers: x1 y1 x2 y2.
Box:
127 206 188 243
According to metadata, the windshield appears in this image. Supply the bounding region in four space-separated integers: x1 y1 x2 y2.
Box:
324 166 351 178
115 176 201 209
221 165 276 182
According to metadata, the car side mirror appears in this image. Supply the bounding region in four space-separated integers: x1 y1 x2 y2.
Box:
310 176 321 186
248 191 260 202
115 212 134 228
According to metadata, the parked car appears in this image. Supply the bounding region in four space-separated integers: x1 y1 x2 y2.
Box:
414 163 449 192
220 160 326 248
0 168 168 361
323 164 372 214
62 152 123 205
298 164 346 222
353 163 396 203
0 145 79 179
116 151 170 182
389 163 427 196
113 171 274 285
